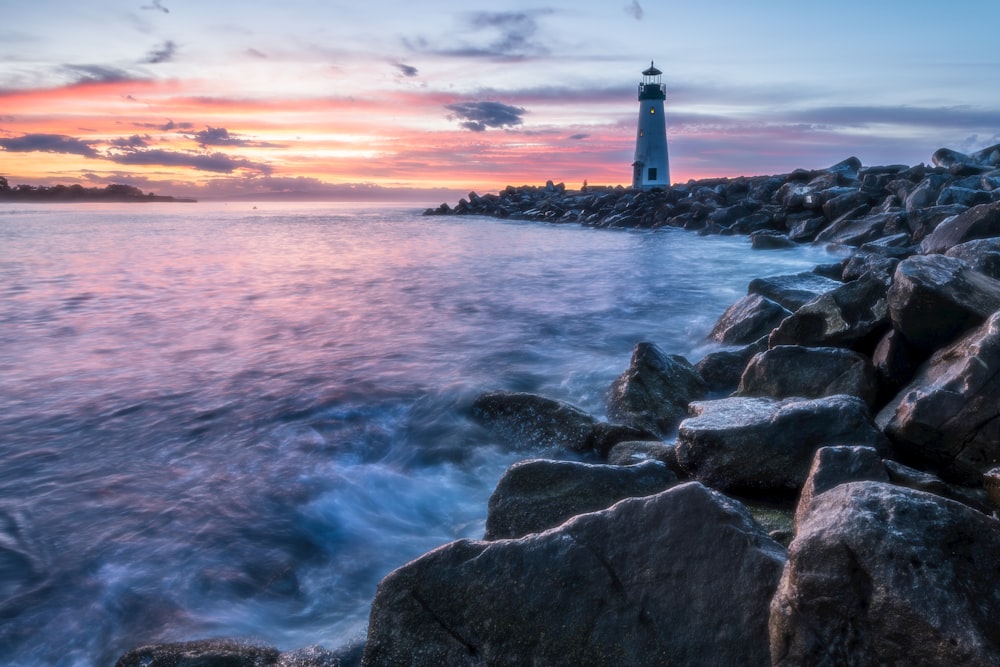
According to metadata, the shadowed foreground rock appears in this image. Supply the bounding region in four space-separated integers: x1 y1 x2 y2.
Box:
363 482 786 667
771 481 1000 667
484 458 677 539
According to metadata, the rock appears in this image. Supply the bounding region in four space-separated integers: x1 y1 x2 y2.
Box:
585 421 659 458
750 229 796 249
747 271 842 311
675 394 887 495
920 200 1000 253
986 467 1000 509
115 639 342 667
694 337 768 393
737 345 878 406
945 237 1000 279
936 186 995 208
906 203 967 242
484 458 677 539
821 190 871 222
793 445 887 531
814 210 900 247
770 481 1000 667
362 482 787 667
904 174 952 212
768 273 891 350
606 342 707 436
877 310 1000 484
871 327 921 394
708 294 791 346
887 254 1000 352
841 249 899 281
882 459 992 514
470 391 597 452
606 440 682 473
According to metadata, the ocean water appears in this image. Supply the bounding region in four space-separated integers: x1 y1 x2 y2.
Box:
0 201 834 665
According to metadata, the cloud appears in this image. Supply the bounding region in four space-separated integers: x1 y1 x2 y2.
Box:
109 134 151 148
395 63 419 77
145 40 177 64
190 126 283 148
107 148 272 174
446 100 527 132
141 0 170 13
568 133 590 140
624 1 644 20
246 48 268 59
406 10 552 59
133 119 194 132
0 133 98 157
61 64 136 84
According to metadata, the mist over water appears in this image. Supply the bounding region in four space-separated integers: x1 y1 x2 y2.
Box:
0 202 833 665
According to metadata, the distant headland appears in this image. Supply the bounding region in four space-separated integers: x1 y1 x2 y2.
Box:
0 177 196 203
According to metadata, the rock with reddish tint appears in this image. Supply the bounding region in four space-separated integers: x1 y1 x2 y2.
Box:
920 200 1000 253
887 254 1000 352
771 482 1000 667
363 482 786 667
793 445 887 531
877 310 1000 484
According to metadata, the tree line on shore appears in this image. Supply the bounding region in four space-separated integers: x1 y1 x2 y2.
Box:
0 176 194 202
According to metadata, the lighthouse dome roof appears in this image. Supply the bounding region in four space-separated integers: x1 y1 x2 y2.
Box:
642 62 662 76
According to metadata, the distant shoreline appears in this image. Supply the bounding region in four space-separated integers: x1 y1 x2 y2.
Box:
0 181 196 203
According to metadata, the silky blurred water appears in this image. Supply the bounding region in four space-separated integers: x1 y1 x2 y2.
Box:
0 201 833 665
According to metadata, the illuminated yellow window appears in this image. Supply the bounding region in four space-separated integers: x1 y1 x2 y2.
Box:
649 107 655 114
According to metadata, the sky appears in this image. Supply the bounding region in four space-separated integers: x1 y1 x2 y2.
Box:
2 0 1000 200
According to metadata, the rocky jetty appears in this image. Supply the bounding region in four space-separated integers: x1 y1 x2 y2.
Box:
120 144 1000 665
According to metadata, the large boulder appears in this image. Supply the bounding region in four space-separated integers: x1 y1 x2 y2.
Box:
484 458 677 540
770 482 1000 667
470 391 597 452
736 345 878 406
363 482 787 667
945 237 1000 279
793 445 887 531
876 310 1000 484
606 342 707 436
675 395 887 495
708 294 790 346
768 273 891 350
920 200 1000 253
115 639 342 667
886 254 1000 352
747 272 842 311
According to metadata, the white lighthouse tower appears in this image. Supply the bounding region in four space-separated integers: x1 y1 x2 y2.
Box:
632 61 670 189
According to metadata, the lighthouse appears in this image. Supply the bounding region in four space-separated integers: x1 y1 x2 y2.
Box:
632 61 670 189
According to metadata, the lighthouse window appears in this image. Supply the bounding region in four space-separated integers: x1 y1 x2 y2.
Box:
648 168 657 180
639 130 645 137
649 107 655 114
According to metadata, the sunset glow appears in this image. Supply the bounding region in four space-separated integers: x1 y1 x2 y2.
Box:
3 0 1000 199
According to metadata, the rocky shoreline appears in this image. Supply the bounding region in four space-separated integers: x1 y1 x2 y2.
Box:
117 145 1000 666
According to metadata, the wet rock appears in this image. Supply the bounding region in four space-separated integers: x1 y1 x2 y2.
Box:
694 337 768 393
770 481 1000 667
737 345 878 406
841 249 899 281
363 482 786 667
484 458 677 539
470 391 597 452
585 421 659 458
747 271 842 311
945 237 1000 279
675 394 887 495
768 273 891 350
606 440 682 473
887 254 1000 352
877 310 1000 484
606 342 707 436
115 639 342 667
750 229 796 249
920 200 1000 253
904 174 952 212
986 467 1000 509
882 459 992 514
814 210 903 247
905 203 966 242
708 293 791 346
936 185 995 208
793 445 887 531
871 327 921 394
821 190 871 222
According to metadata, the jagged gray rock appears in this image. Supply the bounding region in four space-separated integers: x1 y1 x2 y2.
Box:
470 391 597 452
708 293 791 346
115 639 342 667
747 272 842 311
737 345 878 406
484 458 677 539
920 200 1000 253
363 482 786 667
771 481 1000 667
